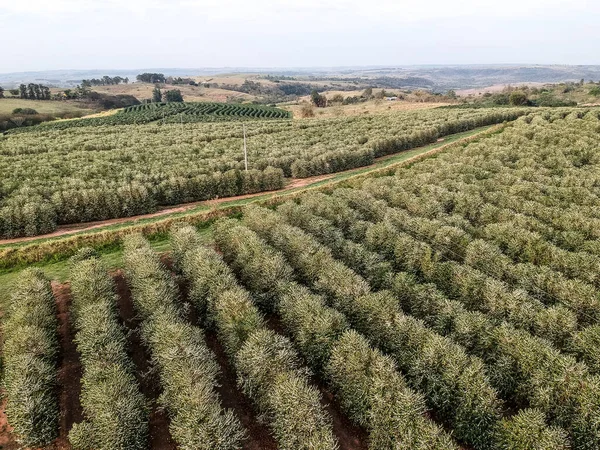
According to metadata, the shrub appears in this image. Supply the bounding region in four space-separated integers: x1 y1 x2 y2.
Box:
235 329 337 450
569 325 600 374
277 201 393 289
291 148 374 178
496 409 569 450
12 107 38 115
300 103 315 118
213 218 293 308
328 330 457 450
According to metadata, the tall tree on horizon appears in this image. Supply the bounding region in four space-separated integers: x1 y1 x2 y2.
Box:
152 86 162 103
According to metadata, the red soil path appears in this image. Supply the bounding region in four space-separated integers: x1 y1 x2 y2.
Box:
52 282 83 450
0 397 18 450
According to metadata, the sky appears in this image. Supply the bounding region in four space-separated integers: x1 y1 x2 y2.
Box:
0 0 598 73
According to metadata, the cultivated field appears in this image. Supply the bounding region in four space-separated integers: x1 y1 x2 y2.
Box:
0 107 523 238
2 108 599 450
23 102 292 130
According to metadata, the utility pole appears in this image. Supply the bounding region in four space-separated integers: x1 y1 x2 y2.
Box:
243 123 248 171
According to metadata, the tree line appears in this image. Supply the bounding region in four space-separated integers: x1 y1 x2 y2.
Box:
136 73 166 83
151 86 184 103
14 84 52 100
81 76 129 87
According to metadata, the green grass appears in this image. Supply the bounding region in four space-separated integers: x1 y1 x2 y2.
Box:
0 231 208 312
0 98 93 116
0 125 491 304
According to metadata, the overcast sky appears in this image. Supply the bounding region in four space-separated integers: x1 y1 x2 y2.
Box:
0 0 598 73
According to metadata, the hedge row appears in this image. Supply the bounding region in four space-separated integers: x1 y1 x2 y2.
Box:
354 179 600 373
371 110 526 158
0 167 284 239
277 201 392 289
2 269 59 447
390 274 598 450
68 252 148 449
290 148 374 178
289 110 526 180
211 220 457 449
171 226 338 450
293 191 599 449
121 234 245 449
240 206 505 449
482 221 600 288
358 123 600 287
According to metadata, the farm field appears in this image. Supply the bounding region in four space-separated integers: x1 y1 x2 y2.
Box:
18 101 292 130
86 82 255 103
0 106 525 239
0 98 94 116
1 108 600 449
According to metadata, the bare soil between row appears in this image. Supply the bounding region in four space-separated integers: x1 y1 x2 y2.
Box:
1 262 368 449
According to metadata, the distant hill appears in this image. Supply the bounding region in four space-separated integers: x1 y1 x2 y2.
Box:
2 65 600 91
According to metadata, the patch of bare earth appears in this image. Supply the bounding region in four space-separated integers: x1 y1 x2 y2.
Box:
52 282 83 450
0 396 18 450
